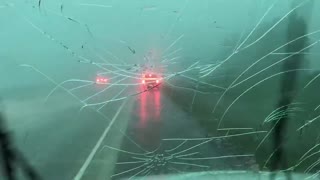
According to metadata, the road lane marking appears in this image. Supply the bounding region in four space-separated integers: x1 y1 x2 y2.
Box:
73 100 127 180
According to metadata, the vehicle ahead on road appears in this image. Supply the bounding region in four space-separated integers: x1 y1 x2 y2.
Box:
95 75 108 84
141 73 162 89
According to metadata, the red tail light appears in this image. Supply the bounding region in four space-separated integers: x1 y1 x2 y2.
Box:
96 77 107 83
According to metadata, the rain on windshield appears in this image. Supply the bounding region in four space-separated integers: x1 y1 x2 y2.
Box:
0 0 320 180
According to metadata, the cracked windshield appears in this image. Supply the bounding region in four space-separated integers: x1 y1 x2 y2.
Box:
1 0 320 179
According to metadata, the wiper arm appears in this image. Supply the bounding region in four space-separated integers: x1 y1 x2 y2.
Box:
0 106 42 180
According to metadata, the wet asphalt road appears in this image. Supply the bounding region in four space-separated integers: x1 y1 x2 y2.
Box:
78 84 257 180
0 82 257 180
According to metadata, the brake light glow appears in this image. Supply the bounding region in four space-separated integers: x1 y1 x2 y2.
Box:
96 77 107 83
